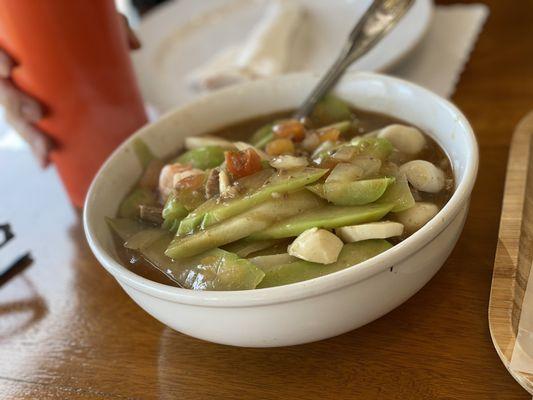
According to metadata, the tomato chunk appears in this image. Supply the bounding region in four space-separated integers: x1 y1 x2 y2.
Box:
273 119 306 142
225 148 262 179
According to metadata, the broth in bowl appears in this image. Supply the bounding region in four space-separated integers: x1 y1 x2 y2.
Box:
108 95 453 290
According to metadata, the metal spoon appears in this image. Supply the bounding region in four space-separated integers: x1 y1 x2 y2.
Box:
294 0 415 121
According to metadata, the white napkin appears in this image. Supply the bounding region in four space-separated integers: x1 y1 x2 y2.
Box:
510 259 533 374
391 3 489 98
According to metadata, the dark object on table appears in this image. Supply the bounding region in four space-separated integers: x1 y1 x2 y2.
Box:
0 223 14 248
132 0 169 15
0 223 31 281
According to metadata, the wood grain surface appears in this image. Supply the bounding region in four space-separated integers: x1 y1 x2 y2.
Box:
1 0 533 399
490 111 533 394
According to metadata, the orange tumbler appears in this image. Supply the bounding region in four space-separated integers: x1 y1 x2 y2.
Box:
0 0 148 207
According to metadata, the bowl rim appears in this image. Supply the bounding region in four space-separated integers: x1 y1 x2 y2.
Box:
83 71 478 308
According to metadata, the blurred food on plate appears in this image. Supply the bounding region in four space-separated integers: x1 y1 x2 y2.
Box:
189 0 304 91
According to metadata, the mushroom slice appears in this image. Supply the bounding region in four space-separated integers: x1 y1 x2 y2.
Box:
377 124 426 155
394 202 439 233
400 160 445 193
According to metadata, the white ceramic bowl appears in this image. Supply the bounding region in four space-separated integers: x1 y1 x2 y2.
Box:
84 72 478 347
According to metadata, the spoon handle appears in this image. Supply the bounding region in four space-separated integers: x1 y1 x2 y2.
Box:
294 0 415 121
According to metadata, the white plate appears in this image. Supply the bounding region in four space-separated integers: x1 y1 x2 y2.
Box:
133 0 433 113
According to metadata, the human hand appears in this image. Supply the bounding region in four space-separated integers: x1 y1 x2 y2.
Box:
0 15 140 168
0 49 51 167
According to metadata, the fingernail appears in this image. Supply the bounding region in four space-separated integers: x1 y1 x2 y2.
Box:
0 53 11 78
20 101 43 122
131 36 141 50
0 65 9 78
128 31 141 50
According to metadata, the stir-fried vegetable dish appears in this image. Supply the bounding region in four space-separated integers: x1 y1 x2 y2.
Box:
108 96 454 290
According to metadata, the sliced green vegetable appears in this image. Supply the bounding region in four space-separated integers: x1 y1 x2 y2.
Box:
248 202 394 240
162 192 189 230
162 193 188 220
166 191 324 259
317 120 352 134
312 140 341 161
350 137 393 161
378 173 415 212
176 146 225 170
132 138 155 169
178 187 207 211
169 219 181 233
306 183 327 199
250 123 275 148
106 217 151 241
241 240 293 257
125 228 168 250
258 240 393 288
170 248 265 290
248 253 296 270
139 159 164 189
178 167 327 235
108 219 264 290
107 218 167 251
223 239 279 258
118 187 157 219
202 167 328 228
314 138 393 167
323 177 394 206
326 163 364 183
146 236 265 290
311 95 353 125
177 168 273 235
119 139 162 219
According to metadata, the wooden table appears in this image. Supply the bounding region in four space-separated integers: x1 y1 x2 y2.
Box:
1 1 533 398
